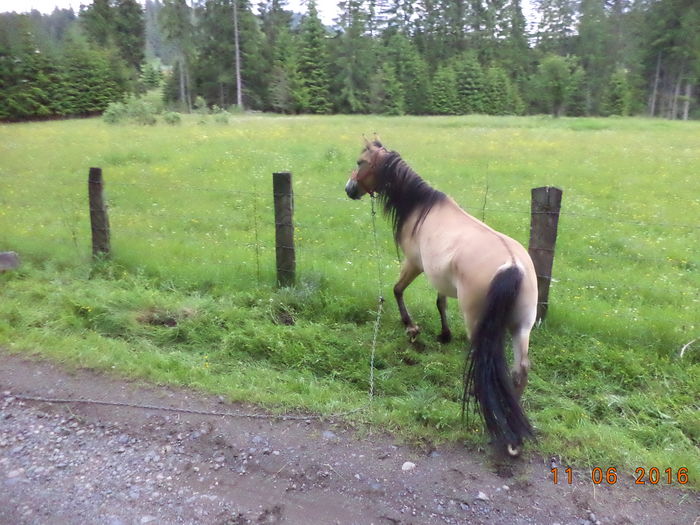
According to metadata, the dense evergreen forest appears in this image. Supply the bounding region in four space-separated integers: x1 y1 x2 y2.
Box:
0 0 697 121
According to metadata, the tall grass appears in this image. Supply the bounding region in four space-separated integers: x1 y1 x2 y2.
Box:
1 114 698 484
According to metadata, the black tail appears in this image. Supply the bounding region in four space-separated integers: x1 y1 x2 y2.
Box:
463 265 532 451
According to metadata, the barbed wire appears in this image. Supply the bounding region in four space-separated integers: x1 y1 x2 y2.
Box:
3 177 698 303
5 192 698 232
2 238 695 301
6 393 368 423
107 180 260 198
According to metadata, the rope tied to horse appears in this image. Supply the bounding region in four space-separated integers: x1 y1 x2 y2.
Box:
369 195 385 403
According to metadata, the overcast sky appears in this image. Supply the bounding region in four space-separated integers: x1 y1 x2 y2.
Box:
0 0 340 24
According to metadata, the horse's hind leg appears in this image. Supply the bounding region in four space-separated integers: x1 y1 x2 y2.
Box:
436 294 452 343
393 261 422 341
511 328 531 399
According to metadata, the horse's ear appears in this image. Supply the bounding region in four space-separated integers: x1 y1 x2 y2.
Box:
373 133 383 148
362 134 371 148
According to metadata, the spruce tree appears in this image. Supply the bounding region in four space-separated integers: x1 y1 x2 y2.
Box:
604 69 631 116
577 0 611 115
483 66 510 115
269 64 294 113
81 0 144 82
430 64 458 115
332 0 374 113
62 37 127 115
369 62 405 115
0 22 60 119
298 1 331 114
566 65 586 116
114 0 145 73
260 0 294 111
81 0 113 47
455 52 486 114
383 32 429 115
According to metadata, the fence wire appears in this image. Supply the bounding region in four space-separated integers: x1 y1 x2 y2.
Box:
1 177 697 302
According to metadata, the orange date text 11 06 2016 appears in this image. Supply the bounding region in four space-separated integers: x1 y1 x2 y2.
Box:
551 467 689 485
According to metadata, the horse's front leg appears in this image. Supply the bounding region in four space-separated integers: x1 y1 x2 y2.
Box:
393 262 422 342
436 294 452 343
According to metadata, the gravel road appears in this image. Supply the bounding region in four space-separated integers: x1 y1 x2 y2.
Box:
0 351 697 524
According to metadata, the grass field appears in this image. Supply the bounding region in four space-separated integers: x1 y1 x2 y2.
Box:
1 114 698 485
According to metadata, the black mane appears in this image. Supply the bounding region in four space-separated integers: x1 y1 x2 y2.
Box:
375 150 446 242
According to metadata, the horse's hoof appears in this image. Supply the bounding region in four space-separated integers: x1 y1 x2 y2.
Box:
507 444 521 457
406 325 421 342
437 331 452 344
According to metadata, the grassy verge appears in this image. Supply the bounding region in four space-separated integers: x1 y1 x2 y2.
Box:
1 114 698 487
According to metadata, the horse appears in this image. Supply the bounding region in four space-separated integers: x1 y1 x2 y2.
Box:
345 138 538 455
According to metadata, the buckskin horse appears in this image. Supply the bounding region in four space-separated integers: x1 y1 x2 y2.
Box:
345 138 537 455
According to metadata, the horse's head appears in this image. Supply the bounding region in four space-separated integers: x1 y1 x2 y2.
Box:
345 136 387 200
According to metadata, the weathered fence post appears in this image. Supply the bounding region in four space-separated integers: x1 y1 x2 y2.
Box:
273 171 295 287
88 167 111 259
528 186 563 322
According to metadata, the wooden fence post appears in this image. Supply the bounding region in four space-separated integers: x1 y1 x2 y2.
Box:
273 171 295 287
88 167 111 259
528 186 563 322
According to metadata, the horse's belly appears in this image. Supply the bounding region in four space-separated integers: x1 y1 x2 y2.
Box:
424 263 458 298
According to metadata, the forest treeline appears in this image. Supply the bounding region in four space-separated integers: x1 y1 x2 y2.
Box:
0 0 697 121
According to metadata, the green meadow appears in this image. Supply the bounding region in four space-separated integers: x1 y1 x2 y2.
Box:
1 115 698 484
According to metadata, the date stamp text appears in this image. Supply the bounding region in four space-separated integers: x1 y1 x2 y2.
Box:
551 467 689 485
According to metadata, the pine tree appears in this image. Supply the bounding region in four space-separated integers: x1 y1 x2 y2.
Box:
267 17 303 113
81 0 113 47
331 1 375 113
566 65 586 116
259 0 294 111
483 66 510 115
535 0 578 55
430 64 458 114
383 32 429 115
141 62 162 89
369 62 405 115
145 0 171 61
604 69 631 116
384 0 415 34
269 64 294 113
81 0 145 81
455 52 486 114
577 0 610 115
193 0 267 110
497 0 530 80
237 2 270 110
640 0 699 119
0 20 61 119
297 1 331 114
62 37 127 115
114 0 145 73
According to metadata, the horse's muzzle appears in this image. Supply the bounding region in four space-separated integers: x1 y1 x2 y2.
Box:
345 179 362 200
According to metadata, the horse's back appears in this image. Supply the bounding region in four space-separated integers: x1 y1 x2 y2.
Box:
408 200 537 328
